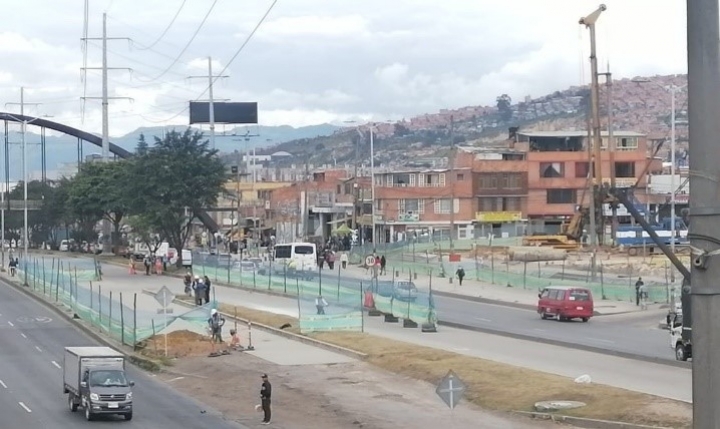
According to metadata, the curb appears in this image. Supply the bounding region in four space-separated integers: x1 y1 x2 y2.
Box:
139 289 368 361
0 274 163 373
437 320 690 370
512 411 675 429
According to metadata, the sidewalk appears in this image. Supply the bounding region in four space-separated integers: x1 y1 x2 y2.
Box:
341 264 659 316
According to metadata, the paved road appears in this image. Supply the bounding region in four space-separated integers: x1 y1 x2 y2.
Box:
0 280 248 429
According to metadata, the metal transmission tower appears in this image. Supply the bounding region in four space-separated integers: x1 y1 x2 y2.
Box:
81 12 132 254
187 57 229 151
687 0 720 426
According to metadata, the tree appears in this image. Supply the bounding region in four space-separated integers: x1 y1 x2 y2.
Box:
126 128 227 266
5 180 63 246
126 214 164 254
66 161 131 249
496 94 513 122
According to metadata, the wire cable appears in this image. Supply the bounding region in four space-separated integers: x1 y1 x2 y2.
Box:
135 0 218 83
133 0 187 51
143 0 278 124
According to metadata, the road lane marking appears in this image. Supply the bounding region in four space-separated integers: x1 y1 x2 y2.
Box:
533 328 547 332
35 346 42 352
20 333 26 339
51 361 61 369
7 321 13 327
0 380 6 388
167 376 185 382
585 337 615 344
18 402 31 413
474 317 492 322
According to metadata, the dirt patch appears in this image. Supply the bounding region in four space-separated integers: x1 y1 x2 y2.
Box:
137 330 216 359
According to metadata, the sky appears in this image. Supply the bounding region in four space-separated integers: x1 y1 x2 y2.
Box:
0 0 687 137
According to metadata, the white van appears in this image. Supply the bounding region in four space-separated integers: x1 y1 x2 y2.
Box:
59 240 71 252
273 242 318 276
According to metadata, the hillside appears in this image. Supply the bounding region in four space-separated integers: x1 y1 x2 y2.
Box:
264 74 688 168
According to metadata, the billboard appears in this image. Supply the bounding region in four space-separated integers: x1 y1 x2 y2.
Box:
189 102 258 125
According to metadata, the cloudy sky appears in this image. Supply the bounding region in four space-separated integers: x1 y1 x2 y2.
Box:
0 0 686 137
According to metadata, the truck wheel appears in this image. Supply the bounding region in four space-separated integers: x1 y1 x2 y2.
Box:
124 412 133 421
68 394 78 412
676 343 688 361
85 405 94 421
581 317 589 322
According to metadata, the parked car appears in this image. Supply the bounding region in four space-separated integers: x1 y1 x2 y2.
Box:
537 286 594 322
393 281 418 302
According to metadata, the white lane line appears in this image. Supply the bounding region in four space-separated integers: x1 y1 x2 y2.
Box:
585 337 615 344
533 328 547 332
51 361 61 369
474 317 492 323
35 346 42 352
167 376 185 382
20 333 26 339
18 402 31 413
0 380 7 389
7 321 13 327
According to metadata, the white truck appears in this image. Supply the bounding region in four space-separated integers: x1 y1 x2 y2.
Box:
63 347 135 421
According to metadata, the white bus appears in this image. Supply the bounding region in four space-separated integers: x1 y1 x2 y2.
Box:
273 242 318 277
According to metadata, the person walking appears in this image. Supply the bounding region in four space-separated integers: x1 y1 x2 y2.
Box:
193 277 207 306
260 374 272 425
340 252 348 269
639 282 649 310
456 266 466 286
380 255 387 276
203 275 212 304
143 254 152 276
635 277 644 306
315 294 328 315
208 309 225 343
128 258 136 275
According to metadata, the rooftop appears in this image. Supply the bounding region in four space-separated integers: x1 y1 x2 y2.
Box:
518 130 645 138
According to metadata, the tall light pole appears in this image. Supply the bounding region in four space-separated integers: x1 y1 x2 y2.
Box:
355 124 377 252
687 0 720 425
632 78 687 284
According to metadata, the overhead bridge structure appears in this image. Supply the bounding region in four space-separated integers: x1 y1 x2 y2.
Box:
0 113 220 232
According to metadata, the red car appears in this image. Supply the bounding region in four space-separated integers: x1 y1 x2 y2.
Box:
538 286 594 322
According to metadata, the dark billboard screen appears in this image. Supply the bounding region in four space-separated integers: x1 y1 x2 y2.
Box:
189 101 258 124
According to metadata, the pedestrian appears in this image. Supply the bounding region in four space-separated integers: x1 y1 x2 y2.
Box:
340 252 348 269
380 255 386 275
207 309 225 343
635 277 644 306
260 374 272 425
128 259 136 275
203 275 212 304
318 251 325 270
456 266 465 286
143 255 152 275
193 277 207 306
315 294 328 315
326 251 335 270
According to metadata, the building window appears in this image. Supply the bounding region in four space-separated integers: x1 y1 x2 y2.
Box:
575 162 590 178
614 162 635 178
617 137 639 151
390 173 412 187
434 198 451 214
546 189 577 204
374 175 383 186
457 173 465 181
479 174 498 189
375 199 382 211
478 173 523 189
478 197 521 211
400 198 421 213
423 173 445 187
540 162 564 178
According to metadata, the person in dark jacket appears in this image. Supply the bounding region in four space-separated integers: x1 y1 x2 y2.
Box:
203 275 212 304
260 373 272 424
635 277 644 306
456 267 466 286
208 309 225 343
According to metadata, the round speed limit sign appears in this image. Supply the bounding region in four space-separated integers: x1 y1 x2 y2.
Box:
365 255 376 266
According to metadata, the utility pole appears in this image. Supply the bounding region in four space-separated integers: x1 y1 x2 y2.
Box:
448 115 456 252
81 13 131 254
187 57 229 151
369 124 376 252
4 88 41 273
304 157 310 240
687 0 720 426
599 69 617 244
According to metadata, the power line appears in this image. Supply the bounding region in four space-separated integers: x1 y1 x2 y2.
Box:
132 0 187 51
146 0 278 124
135 0 219 83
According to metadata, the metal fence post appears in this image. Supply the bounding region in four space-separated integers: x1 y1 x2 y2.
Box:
109 291 113 338
253 269 256 289
283 264 287 294
337 262 341 302
523 261 527 290
120 292 125 346
98 284 103 332
90 281 94 312
42 257 46 293
133 293 138 351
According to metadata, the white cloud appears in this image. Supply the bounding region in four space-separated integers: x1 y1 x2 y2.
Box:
0 0 689 138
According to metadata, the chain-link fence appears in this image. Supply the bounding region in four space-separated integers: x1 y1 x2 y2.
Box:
190 251 436 332
17 256 215 347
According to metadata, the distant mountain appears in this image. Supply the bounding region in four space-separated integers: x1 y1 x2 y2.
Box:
4 123 340 180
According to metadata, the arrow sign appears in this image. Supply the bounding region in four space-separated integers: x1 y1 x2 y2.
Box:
435 370 467 410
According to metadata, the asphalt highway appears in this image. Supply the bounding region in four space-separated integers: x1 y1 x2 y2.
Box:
0 280 249 429
324 275 676 363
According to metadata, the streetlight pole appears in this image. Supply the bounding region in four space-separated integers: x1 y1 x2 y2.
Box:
370 124 376 252
670 86 677 284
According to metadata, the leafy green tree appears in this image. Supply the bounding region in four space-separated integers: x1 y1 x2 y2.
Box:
5 180 63 246
496 94 513 122
66 161 131 248
126 214 164 254
126 128 227 266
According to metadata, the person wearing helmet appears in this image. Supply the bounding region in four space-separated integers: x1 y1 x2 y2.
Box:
192 276 206 306
208 308 225 343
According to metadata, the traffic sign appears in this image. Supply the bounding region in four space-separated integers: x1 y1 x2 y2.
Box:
365 255 376 266
435 370 467 410
154 286 175 308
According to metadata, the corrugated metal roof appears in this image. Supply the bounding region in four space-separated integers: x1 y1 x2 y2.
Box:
519 130 645 138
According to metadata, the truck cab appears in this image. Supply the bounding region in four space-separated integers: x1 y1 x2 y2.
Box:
64 347 134 421
670 312 691 361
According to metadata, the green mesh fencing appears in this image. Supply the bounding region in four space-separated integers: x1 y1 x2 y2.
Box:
18 257 218 346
